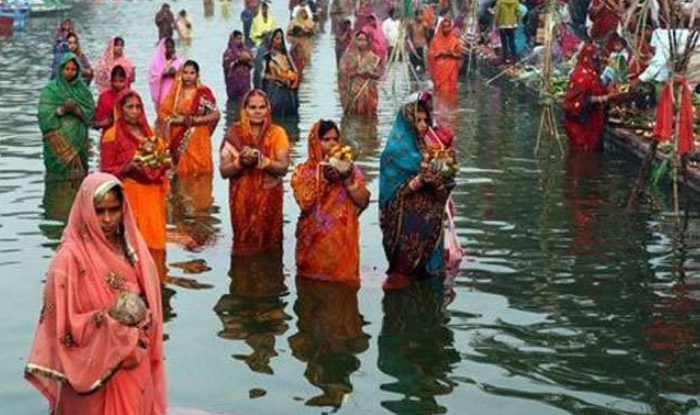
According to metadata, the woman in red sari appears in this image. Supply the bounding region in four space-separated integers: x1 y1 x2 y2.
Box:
25 172 166 415
219 89 291 256
100 91 170 257
93 65 129 143
292 120 370 285
428 17 462 96
562 43 611 153
158 60 220 176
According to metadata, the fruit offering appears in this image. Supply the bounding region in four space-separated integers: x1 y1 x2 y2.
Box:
327 145 354 174
423 148 458 179
133 136 171 170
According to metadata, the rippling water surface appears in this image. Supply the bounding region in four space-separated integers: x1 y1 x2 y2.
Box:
2 2 700 414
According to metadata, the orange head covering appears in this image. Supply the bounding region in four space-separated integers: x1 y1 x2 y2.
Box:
228 89 273 149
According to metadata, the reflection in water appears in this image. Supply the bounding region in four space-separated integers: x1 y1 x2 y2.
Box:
378 280 460 415
168 174 218 251
39 176 82 244
340 116 380 183
213 251 291 374
563 153 603 256
288 278 370 409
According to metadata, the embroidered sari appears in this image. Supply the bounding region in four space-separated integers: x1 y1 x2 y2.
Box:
379 98 451 280
254 29 300 118
223 34 253 101
339 33 383 117
25 172 166 415
38 53 95 179
95 38 135 95
292 121 367 285
220 90 290 256
149 39 184 112
101 91 170 252
428 23 462 95
158 74 218 175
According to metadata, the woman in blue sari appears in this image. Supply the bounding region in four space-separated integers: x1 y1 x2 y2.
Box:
253 28 300 118
379 92 456 289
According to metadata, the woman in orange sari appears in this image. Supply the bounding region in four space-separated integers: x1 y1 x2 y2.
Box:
100 90 170 257
428 17 462 96
219 89 291 256
159 60 220 176
339 30 384 117
292 120 370 285
25 172 166 415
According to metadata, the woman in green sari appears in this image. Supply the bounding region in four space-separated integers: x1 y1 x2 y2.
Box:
38 52 95 178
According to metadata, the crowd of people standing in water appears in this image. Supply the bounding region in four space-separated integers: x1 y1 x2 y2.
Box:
27 1 468 413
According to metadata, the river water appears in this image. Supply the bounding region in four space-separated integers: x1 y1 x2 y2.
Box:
2 1 700 414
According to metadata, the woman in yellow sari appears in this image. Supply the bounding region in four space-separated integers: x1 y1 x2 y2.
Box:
158 60 220 176
219 89 291 256
287 7 316 76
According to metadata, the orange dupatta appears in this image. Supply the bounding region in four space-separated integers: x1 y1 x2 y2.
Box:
221 90 290 256
291 121 366 285
428 20 462 95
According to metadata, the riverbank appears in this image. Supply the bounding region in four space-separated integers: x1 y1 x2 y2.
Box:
475 47 700 193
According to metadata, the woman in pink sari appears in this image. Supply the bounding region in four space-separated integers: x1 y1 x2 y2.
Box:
25 172 166 415
365 14 389 62
95 37 136 94
149 37 184 112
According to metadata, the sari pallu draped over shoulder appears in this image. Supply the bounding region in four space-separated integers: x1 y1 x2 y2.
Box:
223 34 253 101
222 90 290 256
25 173 166 415
339 32 384 117
562 43 606 153
158 74 218 175
379 97 449 279
38 53 95 178
254 29 300 118
149 39 184 112
95 37 135 94
292 122 366 285
428 23 462 94
101 91 169 251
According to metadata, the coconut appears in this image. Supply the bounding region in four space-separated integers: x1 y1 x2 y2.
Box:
110 291 147 326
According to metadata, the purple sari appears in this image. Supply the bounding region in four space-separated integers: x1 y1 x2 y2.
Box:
223 36 253 101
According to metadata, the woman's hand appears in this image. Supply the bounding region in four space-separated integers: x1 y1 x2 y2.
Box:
323 165 342 182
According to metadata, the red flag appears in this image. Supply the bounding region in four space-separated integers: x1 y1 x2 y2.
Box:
677 80 696 155
653 81 674 142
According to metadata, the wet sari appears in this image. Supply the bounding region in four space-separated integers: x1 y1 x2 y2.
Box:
100 91 169 252
25 173 166 415
339 33 383 117
428 24 462 95
38 53 95 178
292 121 367 285
158 74 219 175
220 91 290 256
223 34 253 101
148 39 184 112
250 10 278 47
287 10 316 75
254 29 300 118
95 38 135 94
379 98 451 280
